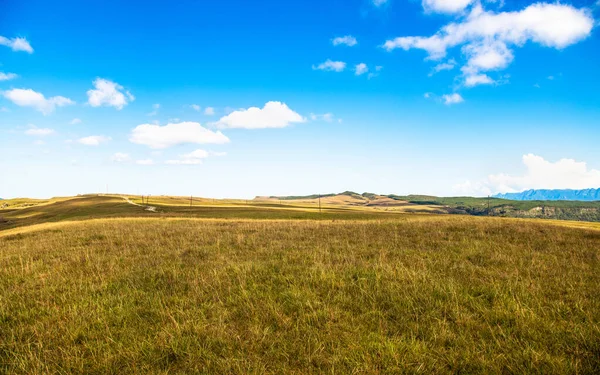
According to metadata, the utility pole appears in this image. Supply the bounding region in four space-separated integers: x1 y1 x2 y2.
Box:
319 194 322 214
487 195 491 216
190 195 193 208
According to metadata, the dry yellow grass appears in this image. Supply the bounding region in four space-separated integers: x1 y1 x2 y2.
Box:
1 216 599 374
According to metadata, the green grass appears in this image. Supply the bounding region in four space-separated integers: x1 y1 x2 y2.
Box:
391 195 600 221
1 214 599 374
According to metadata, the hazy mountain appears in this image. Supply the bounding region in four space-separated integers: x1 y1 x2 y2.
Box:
495 188 600 201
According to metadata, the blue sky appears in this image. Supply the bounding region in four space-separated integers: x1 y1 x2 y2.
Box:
1 0 599 199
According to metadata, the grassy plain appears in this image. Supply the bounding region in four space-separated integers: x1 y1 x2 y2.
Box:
0 196 599 374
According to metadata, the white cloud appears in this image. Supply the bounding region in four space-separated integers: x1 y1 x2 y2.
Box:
424 92 432 99
130 121 230 149
547 75 554 80
0 36 33 53
190 104 201 111
384 3 593 84
456 154 600 195
464 73 495 87
148 103 160 116
2 89 74 115
429 59 456 76
136 159 154 165
312 60 346 72
368 66 383 79
442 93 464 105
70 118 82 125
373 0 389 7
111 152 131 163
33 140 45 146
355 63 369 76
204 107 215 116
215 101 305 129
25 127 55 136
0 72 18 81
78 135 111 146
332 35 358 47
423 0 474 14
310 113 335 122
87 78 134 110
166 149 209 165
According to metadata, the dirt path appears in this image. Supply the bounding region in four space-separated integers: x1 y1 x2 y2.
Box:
123 197 157 212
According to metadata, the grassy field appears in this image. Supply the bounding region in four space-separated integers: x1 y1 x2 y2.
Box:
1 197 599 374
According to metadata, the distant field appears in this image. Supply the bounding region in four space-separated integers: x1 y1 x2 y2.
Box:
0 196 599 373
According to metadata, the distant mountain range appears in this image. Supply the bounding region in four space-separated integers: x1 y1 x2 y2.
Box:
494 188 600 201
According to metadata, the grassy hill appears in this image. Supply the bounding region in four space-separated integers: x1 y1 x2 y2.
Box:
1 196 599 373
258 192 600 222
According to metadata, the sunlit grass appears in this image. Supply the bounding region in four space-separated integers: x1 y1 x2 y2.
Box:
1 215 599 374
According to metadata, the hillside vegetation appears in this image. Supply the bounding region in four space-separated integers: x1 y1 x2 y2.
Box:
263 192 600 222
0 196 599 374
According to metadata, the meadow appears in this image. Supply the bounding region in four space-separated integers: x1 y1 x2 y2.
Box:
0 196 599 374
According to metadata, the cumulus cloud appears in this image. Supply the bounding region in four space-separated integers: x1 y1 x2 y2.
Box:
333 35 358 47
25 126 55 136
2 88 74 115
204 107 215 116
442 93 464 105
384 3 593 87
312 60 346 72
455 154 600 195
464 73 494 87
87 78 134 110
78 135 111 146
190 104 201 111
0 72 18 81
0 36 33 53
111 152 131 163
215 101 305 129
373 0 389 7
355 63 369 76
130 121 230 149
70 118 82 125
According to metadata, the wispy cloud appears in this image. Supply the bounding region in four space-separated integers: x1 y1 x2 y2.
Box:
78 135 111 146
0 72 18 81
355 63 368 76
148 103 160 116
25 126 55 136
332 35 357 47
0 36 33 53
312 60 346 72
372 0 389 7
2 88 74 115
111 152 131 163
